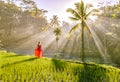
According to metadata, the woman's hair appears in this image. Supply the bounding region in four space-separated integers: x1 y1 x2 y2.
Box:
38 41 41 44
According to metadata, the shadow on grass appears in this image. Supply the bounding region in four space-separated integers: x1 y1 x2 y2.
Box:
51 58 107 81
52 58 67 71
1 57 37 68
72 63 107 82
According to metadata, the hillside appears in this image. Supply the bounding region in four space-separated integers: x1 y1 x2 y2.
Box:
0 51 120 82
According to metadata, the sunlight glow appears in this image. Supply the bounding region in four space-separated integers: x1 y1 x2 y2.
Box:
61 0 98 23
42 0 99 23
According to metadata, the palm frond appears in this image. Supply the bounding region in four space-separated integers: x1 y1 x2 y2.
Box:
81 0 84 9
80 1 85 15
84 22 93 37
86 9 99 18
84 5 88 14
84 21 92 34
84 4 93 14
69 24 80 34
66 8 81 19
66 33 73 40
69 17 80 21
74 2 80 10
66 8 73 12
53 27 62 36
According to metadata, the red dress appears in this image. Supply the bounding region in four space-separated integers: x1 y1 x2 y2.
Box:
35 44 43 58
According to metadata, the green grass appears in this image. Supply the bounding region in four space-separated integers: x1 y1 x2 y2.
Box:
0 51 120 82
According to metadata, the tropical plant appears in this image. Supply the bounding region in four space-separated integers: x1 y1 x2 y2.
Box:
66 0 98 62
53 27 62 51
50 15 60 28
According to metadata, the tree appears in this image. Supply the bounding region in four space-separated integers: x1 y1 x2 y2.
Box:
0 1 49 50
66 0 98 62
50 15 60 28
31 7 48 17
53 27 62 52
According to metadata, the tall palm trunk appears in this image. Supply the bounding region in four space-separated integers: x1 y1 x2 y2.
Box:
81 20 85 62
57 40 58 52
56 36 59 52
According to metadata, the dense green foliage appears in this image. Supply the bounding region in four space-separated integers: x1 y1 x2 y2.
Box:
99 1 120 18
0 51 120 82
0 0 48 49
94 2 120 65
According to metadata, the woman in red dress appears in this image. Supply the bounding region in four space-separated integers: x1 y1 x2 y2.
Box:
35 41 43 58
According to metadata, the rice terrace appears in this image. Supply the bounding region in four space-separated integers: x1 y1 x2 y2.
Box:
0 0 120 82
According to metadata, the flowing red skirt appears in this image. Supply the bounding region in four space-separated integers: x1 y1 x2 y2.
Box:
34 49 42 58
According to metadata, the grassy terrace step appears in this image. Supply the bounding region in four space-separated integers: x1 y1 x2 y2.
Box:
0 51 120 82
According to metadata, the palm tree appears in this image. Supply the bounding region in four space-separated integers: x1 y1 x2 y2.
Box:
66 0 98 62
50 15 60 28
53 27 62 52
